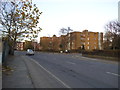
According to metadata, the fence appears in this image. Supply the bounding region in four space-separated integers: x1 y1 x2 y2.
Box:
82 50 120 58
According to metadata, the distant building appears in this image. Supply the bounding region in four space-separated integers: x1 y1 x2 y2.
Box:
31 42 41 51
69 30 103 50
16 42 24 51
40 30 103 51
40 35 61 51
16 41 41 51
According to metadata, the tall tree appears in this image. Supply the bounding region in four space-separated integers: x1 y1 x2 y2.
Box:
104 20 120 49
0 0 42 55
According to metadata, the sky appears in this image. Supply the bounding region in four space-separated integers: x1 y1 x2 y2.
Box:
33 0 118 41
0 0 119 42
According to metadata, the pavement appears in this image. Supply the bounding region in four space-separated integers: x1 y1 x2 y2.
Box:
2 55 35 88
2 54 67 88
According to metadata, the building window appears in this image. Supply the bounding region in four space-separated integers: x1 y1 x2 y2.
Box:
81 38 83 40
72 42 74 45
88 42 89 44
94 46 96 49
81 34 85 37
88 38 89 40
88 46 89 49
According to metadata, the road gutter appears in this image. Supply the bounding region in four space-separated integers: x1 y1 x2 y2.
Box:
22 56 71 88
22 56 36 89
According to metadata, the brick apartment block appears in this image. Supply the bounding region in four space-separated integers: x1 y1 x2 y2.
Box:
40 30 103 51
40 35 61 51
69 30 103 51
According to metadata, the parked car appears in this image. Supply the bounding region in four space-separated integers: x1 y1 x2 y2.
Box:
26 49 34 55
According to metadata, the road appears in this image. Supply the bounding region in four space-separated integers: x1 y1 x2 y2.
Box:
16 51 119 88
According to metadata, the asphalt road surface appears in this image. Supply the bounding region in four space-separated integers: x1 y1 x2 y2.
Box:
16 51 119 88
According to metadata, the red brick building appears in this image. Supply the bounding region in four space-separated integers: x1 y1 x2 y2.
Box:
40 30 103 51
69 30 103 51
16 42 24 51
40 35 61 51
16 41 41 51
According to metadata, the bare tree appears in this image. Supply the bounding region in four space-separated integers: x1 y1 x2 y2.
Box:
59 27 73 35
104 20 120 49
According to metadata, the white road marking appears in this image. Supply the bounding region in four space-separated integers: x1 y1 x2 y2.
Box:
106 72 120 77
25 56 71 88
66 61 76 65
81 56 98 61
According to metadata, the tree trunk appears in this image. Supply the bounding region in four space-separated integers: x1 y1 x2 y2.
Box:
9 47 14 55
9 39 16 55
